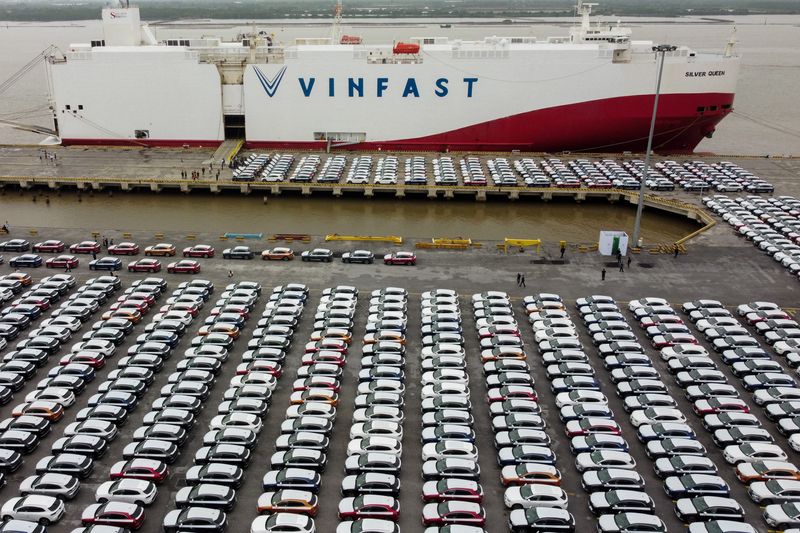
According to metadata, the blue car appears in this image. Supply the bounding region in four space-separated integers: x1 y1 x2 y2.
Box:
89 257 122 271
9 254 42 268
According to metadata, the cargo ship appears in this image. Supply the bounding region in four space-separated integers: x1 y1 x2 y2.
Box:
46 1 740 153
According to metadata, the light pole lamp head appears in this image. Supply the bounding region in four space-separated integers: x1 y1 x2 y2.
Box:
652 44 678 52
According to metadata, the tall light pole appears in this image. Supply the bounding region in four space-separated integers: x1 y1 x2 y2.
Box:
632 44 677 248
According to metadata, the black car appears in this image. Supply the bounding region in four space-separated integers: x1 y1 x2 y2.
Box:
49 363 96 383
0 415 50 439
9 255 42 268
194 444 250 467
0 429 39 453
35 453 93 479
132 424 188 446
52 434 108 459
222 247 254 260
175 484 237 511
163 506 227 532
0 240 31 252
36 374 86 395
185 464 244 489
341 473 401 497
87 391 138 412
75 405 128 427
151 394 202 414
141 408 195 429
89 257 122 271
122 439 180 464
0 371 25 391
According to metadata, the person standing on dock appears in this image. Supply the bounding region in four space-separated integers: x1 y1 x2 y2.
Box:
516 273 521 286
560 244 566 259
601 268 606 281
520 275 526 288
627 256 632 269
673 245 680 258
619 262 624 273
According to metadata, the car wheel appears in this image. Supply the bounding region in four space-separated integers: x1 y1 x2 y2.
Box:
39 519 49 526
327 258 332 263
368 260 373 264
99 498 108 504
283 257 290 261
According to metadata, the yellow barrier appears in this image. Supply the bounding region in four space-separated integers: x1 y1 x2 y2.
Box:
500 238 541 254
91 232 100 238
325 234 403 245
416 242 471 250
432 238 472 245
219 235 228 241
28 229 38 236
154 233 164 239
186 234 196 240
122 232 132 238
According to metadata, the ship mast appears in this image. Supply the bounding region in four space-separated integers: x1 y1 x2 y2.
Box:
331 0 343 44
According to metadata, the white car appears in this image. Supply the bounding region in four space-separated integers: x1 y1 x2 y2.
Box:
70 339 116 357
39 316 82 333
0 495 65 525
554 390 608 408
208 413 263 433
738 301 780 316
504 484 569 509
349 421 403 441
724 443 788 464
629 297 669 311
95 479 158 505
660 344 709 361
24 387 76 408
629 407 687 428
347 437 402 457
575 451 636 472
421 441 479 462
252 513 316 533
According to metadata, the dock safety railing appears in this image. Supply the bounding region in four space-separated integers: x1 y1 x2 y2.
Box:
325 234 403 245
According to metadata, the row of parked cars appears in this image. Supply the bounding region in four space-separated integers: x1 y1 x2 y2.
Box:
625 296 755 530
706 194 800 286
415 289 486 531
336 287 405 532
0 272 73 353
224 153 774 191
250 284 342 533
0 274 155 529
151 279 271 532
533 293 663 532
472 291 573 532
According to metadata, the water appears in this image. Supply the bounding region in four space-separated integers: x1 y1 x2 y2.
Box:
0 15 798 155
0 190 696 243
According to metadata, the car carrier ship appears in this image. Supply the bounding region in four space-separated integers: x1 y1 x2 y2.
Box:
45 1 740 153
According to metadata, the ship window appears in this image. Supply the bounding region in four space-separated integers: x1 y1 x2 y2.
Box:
721 104 732 109
78 105 83 110
134 130 150 139
65 105 71 110
180 40 190 46
696 106 705 113
709 105 718 111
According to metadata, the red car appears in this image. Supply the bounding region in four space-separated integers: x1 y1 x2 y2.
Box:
338 495 399 521
651 333 699 348
564 418 622 437
45 255 79 269
81 502 145 530
693 398 750 415
109 458 168 483
486 386 537 403
108 242 140 255
422 501 485 527
383 251 416 266
422 479 483 503
167 260 201 274
182 245 215 258
128 259 162 273
70 241 101 254
33 240 65 253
